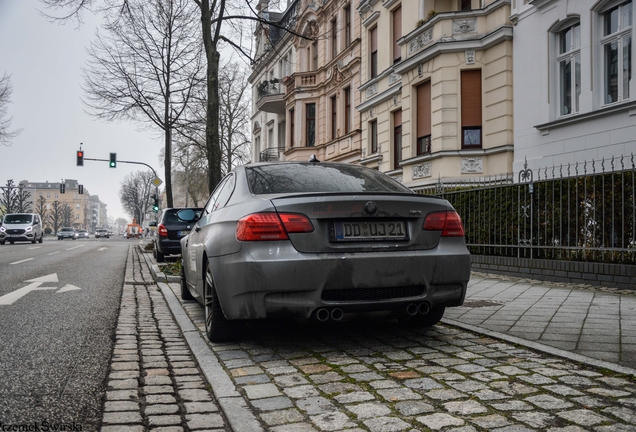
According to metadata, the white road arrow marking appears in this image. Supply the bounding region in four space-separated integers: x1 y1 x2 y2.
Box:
98 247 107 251
9 258 34 265
57 284 81 293
0 282 56 305
26 274 59 283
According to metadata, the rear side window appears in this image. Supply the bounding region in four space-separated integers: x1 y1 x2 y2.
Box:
246 163 412 195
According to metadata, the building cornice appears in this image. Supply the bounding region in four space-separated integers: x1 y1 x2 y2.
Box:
399 144 514 168
356 82 401 112
535 100 636 131
361 11 380 27
394 25 513 75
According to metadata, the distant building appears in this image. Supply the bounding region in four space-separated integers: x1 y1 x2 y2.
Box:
19 179 106 231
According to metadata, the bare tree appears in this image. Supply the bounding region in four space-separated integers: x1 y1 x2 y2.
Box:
15 186 32 213
50 200 64 234
119 170 156 225
62 204 74 227
0 72 22 146
36 195 48 226
0 179 19 216
82 0 204 208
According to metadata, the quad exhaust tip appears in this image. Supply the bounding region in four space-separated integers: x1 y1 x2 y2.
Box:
331 308 344 321
316 308 330 321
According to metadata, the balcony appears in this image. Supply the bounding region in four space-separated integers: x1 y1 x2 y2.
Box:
286 73 317 96
259 147 286 162
256 81 285 114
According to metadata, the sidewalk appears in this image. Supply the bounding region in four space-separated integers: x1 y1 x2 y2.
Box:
444 272 636 370
108 244 636 432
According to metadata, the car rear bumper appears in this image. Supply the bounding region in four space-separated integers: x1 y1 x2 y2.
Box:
156 238 183 255
209 238 471 320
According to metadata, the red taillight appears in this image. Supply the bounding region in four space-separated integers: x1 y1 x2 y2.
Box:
158 224 168 237
423 211 465 237
236 212 313 241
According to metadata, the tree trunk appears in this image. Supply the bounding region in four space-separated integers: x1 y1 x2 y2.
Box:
201 0 222 194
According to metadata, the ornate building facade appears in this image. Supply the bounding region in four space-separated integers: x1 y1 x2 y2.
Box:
357 0 514 188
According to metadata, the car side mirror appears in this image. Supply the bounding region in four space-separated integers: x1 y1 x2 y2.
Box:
177 209 199 222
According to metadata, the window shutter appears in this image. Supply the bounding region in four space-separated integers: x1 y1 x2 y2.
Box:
417 81 431 137
393 7 402 63
461 69 482 127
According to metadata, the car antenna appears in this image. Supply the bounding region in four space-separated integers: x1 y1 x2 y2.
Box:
308 154 320 163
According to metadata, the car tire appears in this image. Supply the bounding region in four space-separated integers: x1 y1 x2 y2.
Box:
9 240 14 245
31 236 36 244
204 262 243 342
38 234 43 244
0 240 4 245
156 248 165 263
180 263 194 301
399 306 446 328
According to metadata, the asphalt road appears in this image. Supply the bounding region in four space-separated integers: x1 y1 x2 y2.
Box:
0 235 130 430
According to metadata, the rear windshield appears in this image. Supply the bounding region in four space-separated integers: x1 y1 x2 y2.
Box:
4 214 33 224
246 163 413 195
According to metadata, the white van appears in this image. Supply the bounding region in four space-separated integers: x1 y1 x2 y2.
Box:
0 213 44 245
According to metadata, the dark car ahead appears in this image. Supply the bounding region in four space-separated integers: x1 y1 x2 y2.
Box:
178 161 471 342
153 208 203 262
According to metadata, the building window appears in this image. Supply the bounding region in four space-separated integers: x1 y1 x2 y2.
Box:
289 108 295 148
461 0 472 11
393 110 402 170
331 18 338 60
393 6 402 64
312 40 318 71
344 87 351 134
55 193 58 199
306 103 316 147
461 69 482 148
370 26 378 78
601 1 632 105
331 95 338 139
558 23 581 116
417 81 432 155
370 120 378 154
47 193 50 199
344 5 351 47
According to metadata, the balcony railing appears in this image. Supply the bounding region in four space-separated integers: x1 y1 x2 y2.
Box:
259 147 286 162
258 81 282 99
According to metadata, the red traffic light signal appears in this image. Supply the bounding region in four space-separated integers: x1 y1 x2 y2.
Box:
77 150 84 166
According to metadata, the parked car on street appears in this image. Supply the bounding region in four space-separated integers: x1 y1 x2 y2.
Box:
58 227 78 240
0 213 44 245
178 161 471 342
95 229 109 238
153 207 203 262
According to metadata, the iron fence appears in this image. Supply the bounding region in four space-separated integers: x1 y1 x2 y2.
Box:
416 155 636 264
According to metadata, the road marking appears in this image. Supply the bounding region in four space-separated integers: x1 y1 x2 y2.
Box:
66 245 85 251
98 247 107 251
57 284 81 293
0 282 56 305
27 247 41 250
48 251 60 255
27 274 59 283
9 258 34 265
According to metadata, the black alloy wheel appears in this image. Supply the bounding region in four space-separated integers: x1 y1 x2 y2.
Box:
180 262 194 301
204 262 243 342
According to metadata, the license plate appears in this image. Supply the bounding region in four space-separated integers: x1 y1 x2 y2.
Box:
10 234 22 238
178 230 190 236
332 221 408 241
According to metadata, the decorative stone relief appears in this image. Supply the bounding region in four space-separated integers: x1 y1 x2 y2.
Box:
418 63 423 77
366 83 378 98
388 72 401 86
461 157 483 174
412 162 432 179
465 49 475 65
393 95 398 106
394 175 403 184
408 30 433 54
453 19 476 34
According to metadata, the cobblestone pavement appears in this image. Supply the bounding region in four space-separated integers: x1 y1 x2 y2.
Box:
100 246 230 432
445 272 636 368
166 285 636 431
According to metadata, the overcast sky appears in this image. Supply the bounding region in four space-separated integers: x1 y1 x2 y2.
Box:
0 0 163 222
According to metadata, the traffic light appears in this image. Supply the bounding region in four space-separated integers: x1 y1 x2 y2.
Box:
109 153 117 168
78 184 84 194
152 194 159 212
76 150 84 166
60 183 65 194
